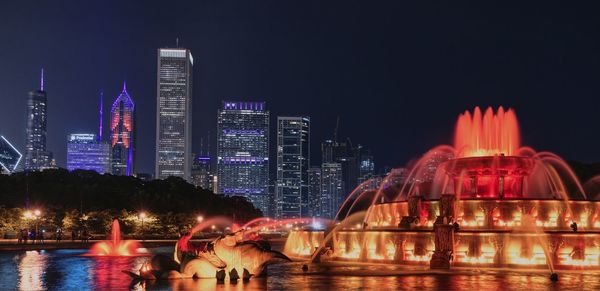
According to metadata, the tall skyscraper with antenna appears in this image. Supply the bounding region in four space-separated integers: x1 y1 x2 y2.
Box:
24 68 53 171
110 82 135 176
66 91 111 174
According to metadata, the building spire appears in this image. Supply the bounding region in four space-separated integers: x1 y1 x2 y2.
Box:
207 131 210 156
40 68 44 91
98 90 103 141
122 81 127 92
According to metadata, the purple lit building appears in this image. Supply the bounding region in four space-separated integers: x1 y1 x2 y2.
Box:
217 101 270 215
67 134 111 174
110 83 135 176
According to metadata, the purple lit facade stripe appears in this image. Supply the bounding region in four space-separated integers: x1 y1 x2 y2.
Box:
222 101 266 111
126 145 133 176
221 156 266 164
222 129 263 135
40 68 44 91
98 90 103 141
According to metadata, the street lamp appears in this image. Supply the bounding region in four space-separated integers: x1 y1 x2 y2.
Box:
196 215 204 223
139 212 147 241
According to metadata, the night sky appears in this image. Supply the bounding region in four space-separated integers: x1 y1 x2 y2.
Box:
1 1 600 174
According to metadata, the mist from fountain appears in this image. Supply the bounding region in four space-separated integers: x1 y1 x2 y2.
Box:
308 211 367 263
517 214 555 274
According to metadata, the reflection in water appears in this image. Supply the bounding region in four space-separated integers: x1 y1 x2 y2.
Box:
18 251 48 291
2 248 600 290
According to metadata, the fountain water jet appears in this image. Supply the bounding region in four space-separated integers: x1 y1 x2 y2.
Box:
87 219 144 256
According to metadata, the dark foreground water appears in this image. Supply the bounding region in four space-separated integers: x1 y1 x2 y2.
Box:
1 247 600 290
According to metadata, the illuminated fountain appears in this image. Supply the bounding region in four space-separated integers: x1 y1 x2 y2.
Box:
88 219 143 256
285 106 600 272
126 216 292 281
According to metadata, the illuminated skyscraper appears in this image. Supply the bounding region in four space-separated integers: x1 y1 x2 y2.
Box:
24 69 53 171
321 162 343 219
110 83 135 176
357 145 375 184
308 167 322 217
191 154 213 191
0 135 23 174
67 134 111 174
217 102 270 214
156 48 193 181
275 116 310 219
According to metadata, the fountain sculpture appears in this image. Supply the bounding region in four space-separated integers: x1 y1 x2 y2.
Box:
285 106 600 271
126 217 291 281
88 219 143 256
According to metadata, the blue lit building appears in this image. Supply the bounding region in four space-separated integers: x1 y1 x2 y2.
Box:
0 136 23 174
67 134 111 174
217 101 270 215
110 83 135 176
276 116 310 219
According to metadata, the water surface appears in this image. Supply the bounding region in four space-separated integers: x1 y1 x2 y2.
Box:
1 247 599 290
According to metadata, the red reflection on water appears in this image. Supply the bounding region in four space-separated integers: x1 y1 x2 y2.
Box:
87 219 142 256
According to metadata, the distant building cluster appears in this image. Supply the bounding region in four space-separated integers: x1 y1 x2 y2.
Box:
2 45 385 220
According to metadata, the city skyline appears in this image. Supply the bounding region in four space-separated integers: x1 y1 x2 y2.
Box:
2 2 600 176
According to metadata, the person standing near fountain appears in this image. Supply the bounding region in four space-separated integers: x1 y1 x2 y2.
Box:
38 230 44 244
56 228 62 242
30 229 36 244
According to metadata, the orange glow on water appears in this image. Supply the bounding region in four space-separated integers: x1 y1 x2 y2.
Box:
454 106 520 158
558 246 600 267
455 244 496 264
284 231 323 257
403 242 433 262
506 243 547 265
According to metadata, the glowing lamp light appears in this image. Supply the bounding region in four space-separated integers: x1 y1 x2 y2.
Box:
34 209 41 217
196 215 204 223
138 212 147 220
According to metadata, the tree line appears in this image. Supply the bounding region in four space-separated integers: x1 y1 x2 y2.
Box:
0 169 262 237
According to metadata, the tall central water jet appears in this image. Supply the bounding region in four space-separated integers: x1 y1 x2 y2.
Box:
87 219 143 256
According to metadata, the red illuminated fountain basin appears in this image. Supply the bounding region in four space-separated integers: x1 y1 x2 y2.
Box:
443 155 535 199
87 219 145 256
